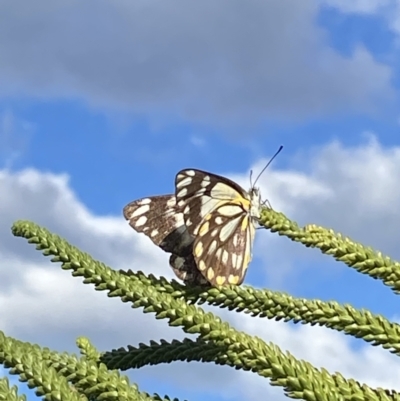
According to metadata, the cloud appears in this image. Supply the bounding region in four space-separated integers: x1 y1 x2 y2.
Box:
267 135 400 255
321 0 391 14
321 0 400 41
213 135 400 292
0 0 395 128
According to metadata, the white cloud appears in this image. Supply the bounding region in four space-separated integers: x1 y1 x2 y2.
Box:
321 0 390 14
267 135 400 252
322 0 400 41
214 135 400 292
0 1 394 127
2 145 400 400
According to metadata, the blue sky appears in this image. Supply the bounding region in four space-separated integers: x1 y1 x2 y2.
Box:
1 1 400 400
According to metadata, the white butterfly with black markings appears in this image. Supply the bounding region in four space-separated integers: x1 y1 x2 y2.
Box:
124 146 282 287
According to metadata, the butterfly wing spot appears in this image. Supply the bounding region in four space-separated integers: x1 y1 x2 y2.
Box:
215 216 224 225
200 176 211 188
217 204 243 217
210 182 243 200
209 240 218 254
232 253 237 268
150 229 159 238
199 221 210 236
233 253 243 270
222 250 229 264
215 275 226 286
137 198 152 205
177 200 186 209
199 260 207 271
128 204 151 218
207 267 215 281
166 197 176 208
176 176 193 189
194 241 203 257
185 170 196 177
177 187 188 198
211 228 219 237
135 215 148 227
194 188 207 198
219 216 242 242
228 275 240 285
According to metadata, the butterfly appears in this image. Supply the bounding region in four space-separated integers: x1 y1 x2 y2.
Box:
124 146 282 287
123 195 207 285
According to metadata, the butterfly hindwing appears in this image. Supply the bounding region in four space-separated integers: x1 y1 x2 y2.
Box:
192 201 256 286
169 254 208 285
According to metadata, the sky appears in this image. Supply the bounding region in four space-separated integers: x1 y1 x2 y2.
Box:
1 0 400 400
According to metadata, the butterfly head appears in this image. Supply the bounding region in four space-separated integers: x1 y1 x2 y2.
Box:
248 186 262 221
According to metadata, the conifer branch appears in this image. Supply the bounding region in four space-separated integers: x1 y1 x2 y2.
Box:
0 330 170 401
260 208 400 293
10 220 400 401
101 338 226 370
0 377 27 401
0 332 82 401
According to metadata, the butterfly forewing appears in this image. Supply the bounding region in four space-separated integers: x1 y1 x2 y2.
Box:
123 194 194 256
123 194 208 286
175 169 252 237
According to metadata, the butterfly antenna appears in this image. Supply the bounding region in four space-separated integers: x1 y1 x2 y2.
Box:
249 169 254 188
253 145 283 187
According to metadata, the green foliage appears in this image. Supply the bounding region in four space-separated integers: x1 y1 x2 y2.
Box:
0 209 399 400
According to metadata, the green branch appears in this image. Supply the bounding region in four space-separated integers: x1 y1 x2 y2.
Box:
260 208 400 293
10 220 400 401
